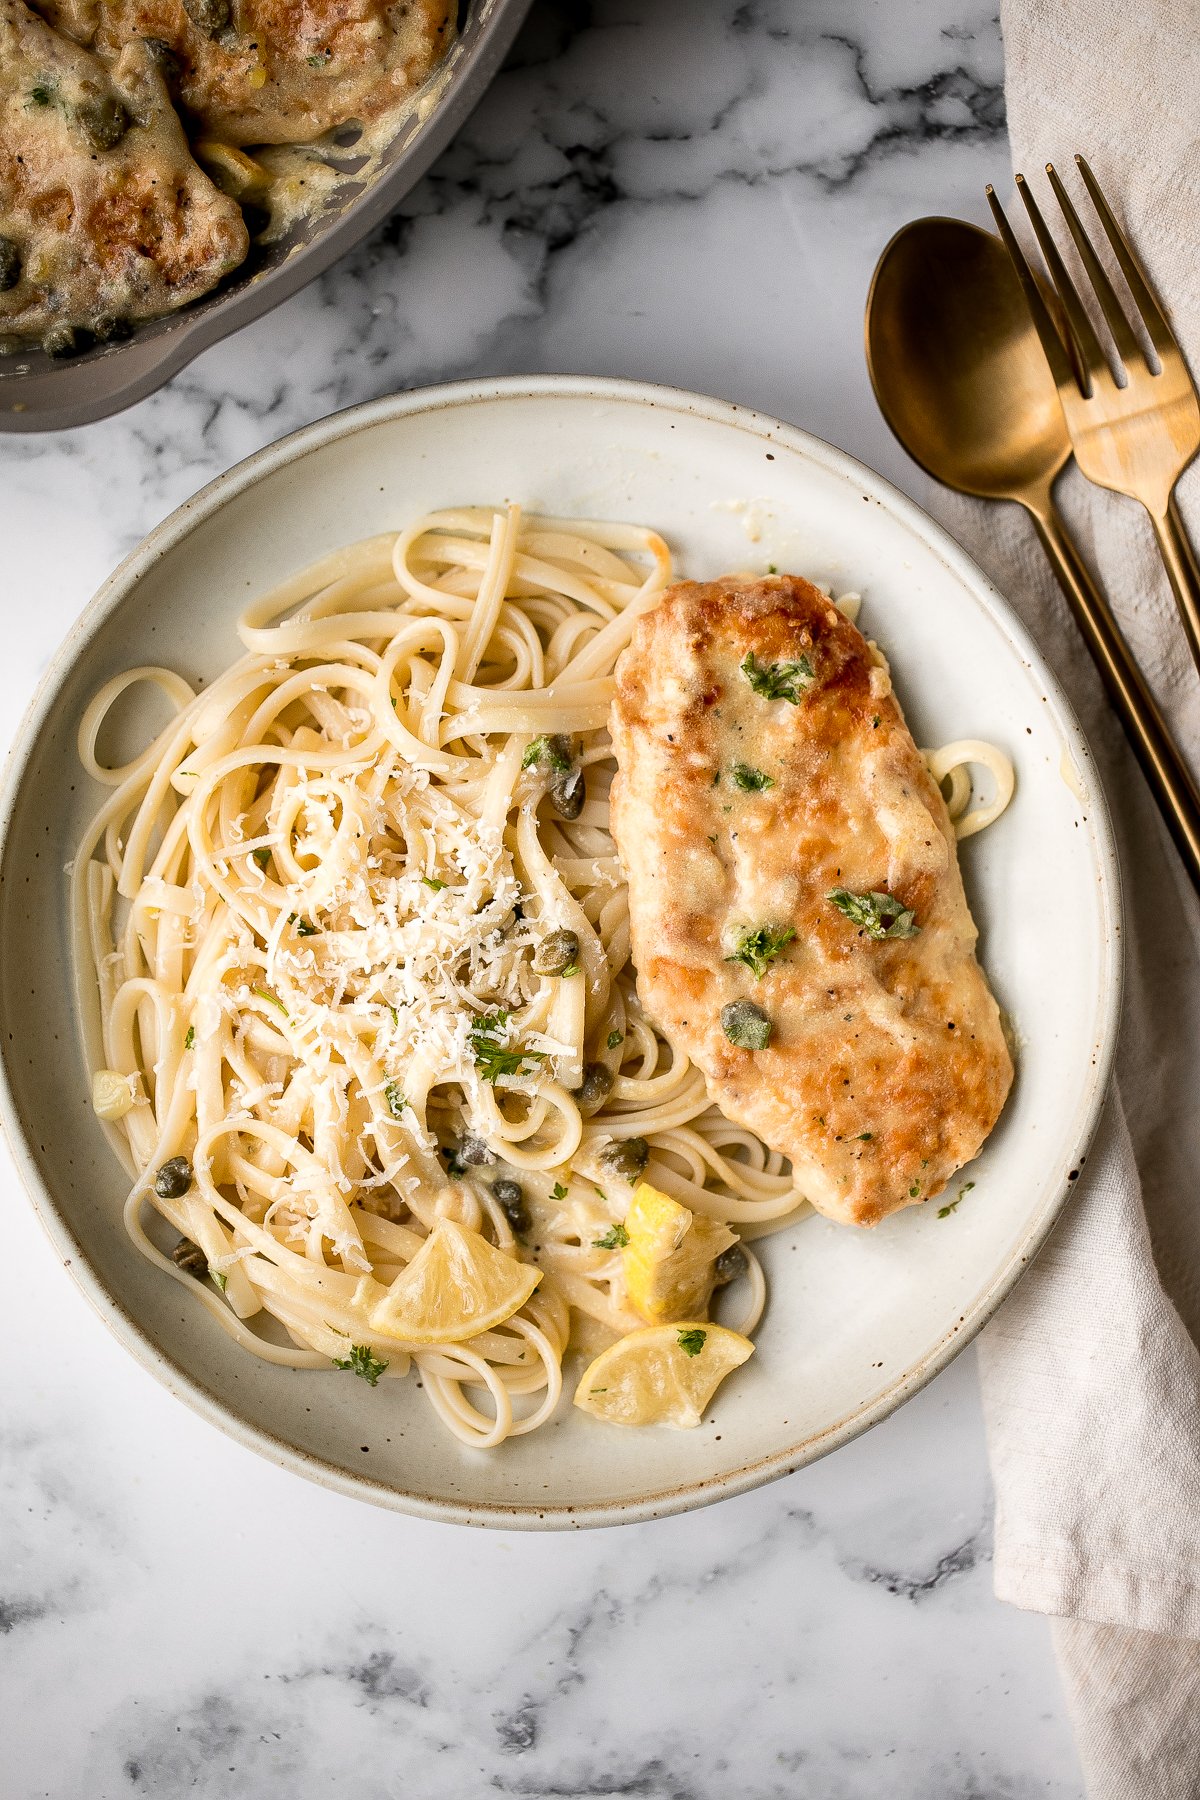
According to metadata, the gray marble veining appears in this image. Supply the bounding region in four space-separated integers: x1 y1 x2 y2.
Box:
0 3 1084 1794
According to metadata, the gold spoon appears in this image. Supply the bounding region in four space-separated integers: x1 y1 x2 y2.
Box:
865 215 1200 891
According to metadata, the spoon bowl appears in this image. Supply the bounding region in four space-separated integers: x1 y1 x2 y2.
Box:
866 217 1069 502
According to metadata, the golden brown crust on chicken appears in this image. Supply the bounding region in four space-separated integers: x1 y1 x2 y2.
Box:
609 574 1013 1227
38 0 455 146
0 0 248 340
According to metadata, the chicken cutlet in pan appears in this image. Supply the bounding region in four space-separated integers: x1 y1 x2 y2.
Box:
37 0 455 146
610 574 1013 1228
0 0 248 348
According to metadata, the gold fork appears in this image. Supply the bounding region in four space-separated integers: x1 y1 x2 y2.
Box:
987 155 1200 671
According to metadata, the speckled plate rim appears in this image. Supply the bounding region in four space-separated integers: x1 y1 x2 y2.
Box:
0 375 1124 1529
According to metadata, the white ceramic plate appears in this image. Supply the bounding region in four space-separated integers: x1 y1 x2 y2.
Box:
0 377 1121 1527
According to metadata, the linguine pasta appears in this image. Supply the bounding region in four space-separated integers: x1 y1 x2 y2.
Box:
71 507 1013 1447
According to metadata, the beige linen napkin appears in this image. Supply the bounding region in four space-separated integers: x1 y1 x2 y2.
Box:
929 3 1200 1791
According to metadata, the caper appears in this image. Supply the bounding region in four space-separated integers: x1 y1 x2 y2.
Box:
42 321 87 358
456 1132 495 1168
572 1062 613 1109
154 1155 194 1199
523 733 577 769
93 313 132 343
525 735 584 817
532 927 579 977
0 236 21 292
721 998 772 1050
547 764 585 820
171 1235 207 1275
600 1137 649 1182
183 0 230 31
142 36 182 83
78 93 130 150
492 1177 530 1236
714 1242 748 1286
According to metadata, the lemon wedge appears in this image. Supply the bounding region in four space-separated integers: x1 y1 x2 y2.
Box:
368 1219 541 1344
622 1181 738 1323
573 1322 754 1428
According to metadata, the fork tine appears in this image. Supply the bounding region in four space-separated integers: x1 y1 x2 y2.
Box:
1075 154 1176 360
1013 172 1106 391
985 184 1079 393
1044 161 1143 369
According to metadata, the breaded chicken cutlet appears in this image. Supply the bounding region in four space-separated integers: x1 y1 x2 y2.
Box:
0 0 248 349
610 573 1013 1228
34 0 454 145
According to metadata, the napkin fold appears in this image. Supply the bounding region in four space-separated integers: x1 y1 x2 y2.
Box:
929 4 1200 1791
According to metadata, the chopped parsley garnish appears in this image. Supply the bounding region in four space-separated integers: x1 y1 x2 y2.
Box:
767 563 778 574
677 1328 707 1357
589 1388 608 1396
561 963 580 979
421 875 445 892
184 1026 195 1050
731 763 775 792
289 915 317 936
607 1030 624 1049
909 1182 921 1198
253 987 287 1016
855 1131 872 1141
827 888 919 940
550 1182 568 1201
384 1081 406 1120
522 734 572 772
726 924 794 980
332 1344 389 1386
721 999 772 1050
209 1268 228 1294
29 82 55 106
251 847 271 870
469 1011 546 1084
740 650 815 704
307 48 331 65
593 1223 630 1250
872 715 881 728
938 1180 975 1219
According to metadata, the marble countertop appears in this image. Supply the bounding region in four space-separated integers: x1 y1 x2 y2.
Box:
0 2 1086 1793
